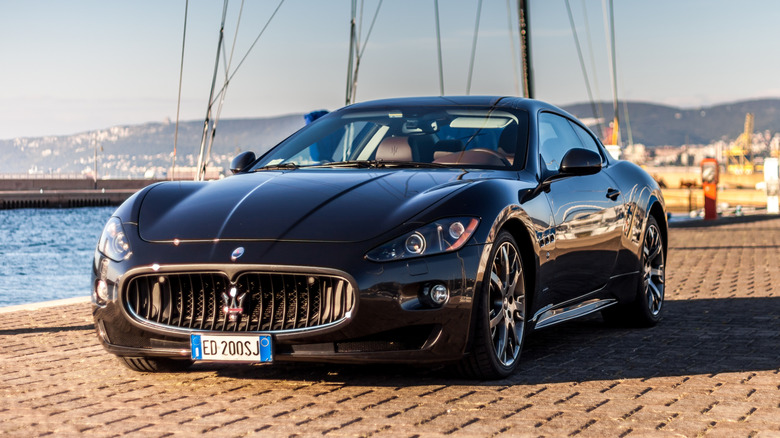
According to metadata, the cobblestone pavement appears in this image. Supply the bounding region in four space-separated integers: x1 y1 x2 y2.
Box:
1 216 779 437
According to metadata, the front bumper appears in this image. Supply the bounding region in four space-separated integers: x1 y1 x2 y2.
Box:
92 240 486 365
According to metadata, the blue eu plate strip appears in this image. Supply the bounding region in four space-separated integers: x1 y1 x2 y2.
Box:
191 334 203 360
259 334 273 362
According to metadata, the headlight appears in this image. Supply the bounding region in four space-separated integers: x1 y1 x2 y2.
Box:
366 217 479 262
98 217 132 262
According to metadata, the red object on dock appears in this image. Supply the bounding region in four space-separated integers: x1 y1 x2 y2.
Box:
701 158 719 220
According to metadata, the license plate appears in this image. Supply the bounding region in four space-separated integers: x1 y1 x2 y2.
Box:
190 334 273 363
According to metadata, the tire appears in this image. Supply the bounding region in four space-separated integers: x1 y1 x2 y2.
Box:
603 215 665 327
458 231 527 379
119 356 193 373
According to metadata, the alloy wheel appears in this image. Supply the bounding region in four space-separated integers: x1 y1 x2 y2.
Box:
642 222 665 316
488 240 525 367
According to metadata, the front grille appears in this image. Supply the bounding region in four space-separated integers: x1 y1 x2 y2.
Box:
126 271 354 332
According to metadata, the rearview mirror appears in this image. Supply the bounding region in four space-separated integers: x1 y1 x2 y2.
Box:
230 151 256 174
559 148 602 176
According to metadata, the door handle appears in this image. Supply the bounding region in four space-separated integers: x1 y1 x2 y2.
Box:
606 188 621 201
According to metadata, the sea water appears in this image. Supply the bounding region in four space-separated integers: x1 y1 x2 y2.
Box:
0 206 115 307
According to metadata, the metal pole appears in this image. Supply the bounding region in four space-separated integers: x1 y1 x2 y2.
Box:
345 0 357 105
434 0 444 95
196 1 228 181
604 0 620 145
172 0 189 181
93 135 98 189
518 0 533 99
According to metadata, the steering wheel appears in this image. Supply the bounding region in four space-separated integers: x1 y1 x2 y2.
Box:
469 148 512 166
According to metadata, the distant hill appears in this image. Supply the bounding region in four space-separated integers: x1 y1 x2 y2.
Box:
563 99 780 146
0 115 305 176
3 98 780 177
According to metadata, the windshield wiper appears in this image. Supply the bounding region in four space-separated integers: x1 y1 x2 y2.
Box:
310 160 450 169
378 161 450 168
253 162 300 171
313 160 376 168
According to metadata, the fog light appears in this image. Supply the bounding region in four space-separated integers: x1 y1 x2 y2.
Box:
96 280 109 303
421 283 449 307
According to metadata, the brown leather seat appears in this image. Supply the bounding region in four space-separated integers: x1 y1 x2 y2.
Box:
432 149 508 166
375 137 413 161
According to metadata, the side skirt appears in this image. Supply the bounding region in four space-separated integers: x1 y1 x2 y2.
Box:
530 271 638 330
531 298 617 330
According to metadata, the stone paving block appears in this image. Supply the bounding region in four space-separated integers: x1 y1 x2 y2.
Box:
2 216 780 436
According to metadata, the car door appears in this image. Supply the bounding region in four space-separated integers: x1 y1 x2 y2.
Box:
538 112 624 303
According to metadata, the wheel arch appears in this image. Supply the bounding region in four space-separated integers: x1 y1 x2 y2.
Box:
498 218 538 317
647 198 668 261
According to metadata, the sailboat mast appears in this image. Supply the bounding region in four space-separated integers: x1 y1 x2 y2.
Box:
518 0 533 99
345 0 357 105
604 0 620 145
434 0 444 95
196 1 228 181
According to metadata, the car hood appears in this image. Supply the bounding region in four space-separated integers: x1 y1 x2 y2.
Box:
138 169 481 243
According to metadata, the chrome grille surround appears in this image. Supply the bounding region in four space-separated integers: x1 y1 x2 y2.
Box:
124 268 356 334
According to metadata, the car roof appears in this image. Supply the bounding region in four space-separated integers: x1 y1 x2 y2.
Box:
343 96 565 115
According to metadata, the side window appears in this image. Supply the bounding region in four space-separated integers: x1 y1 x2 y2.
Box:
538 112 583 174
568 120 604 162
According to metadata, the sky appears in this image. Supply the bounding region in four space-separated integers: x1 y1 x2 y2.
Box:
2 0 780 139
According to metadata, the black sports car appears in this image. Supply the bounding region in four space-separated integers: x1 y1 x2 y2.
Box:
92 96 667 379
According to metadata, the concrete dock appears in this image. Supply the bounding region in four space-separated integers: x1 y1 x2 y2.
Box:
1 216 779 436
0 178 162 209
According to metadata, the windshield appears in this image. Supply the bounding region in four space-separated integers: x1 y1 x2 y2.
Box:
252 106 529 170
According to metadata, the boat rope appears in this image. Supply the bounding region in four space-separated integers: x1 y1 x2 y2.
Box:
433 0 444 95
466 0 483 95
349 0 383 103
581 0 605 137
205 0 245 174
210 0 285 108
564 0 600 134
172 0 188 181
506 0 520 96
196 0 228 182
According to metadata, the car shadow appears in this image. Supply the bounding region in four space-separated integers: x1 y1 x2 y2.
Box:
205 296 780 386
0 324 95 335
670 214 780 229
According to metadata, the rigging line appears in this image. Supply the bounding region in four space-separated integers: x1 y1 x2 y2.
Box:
357 0 364 49
210 0 286 107
506 0 520 96
564 0 599 131
172 0 189 181
205 0 245 172
433 0 444 95
346 0 357 105
466 0 483 95
358 0 383 59
351 0 383 103
602 0 620 146
620 75 634 146
581 0 605 135
196 0 228 182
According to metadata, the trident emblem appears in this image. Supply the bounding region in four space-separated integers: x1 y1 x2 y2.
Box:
221 287 246 322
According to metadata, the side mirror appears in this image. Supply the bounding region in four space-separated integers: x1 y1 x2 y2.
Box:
523 148 603 204
559 148 602 176
230 151 256 174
